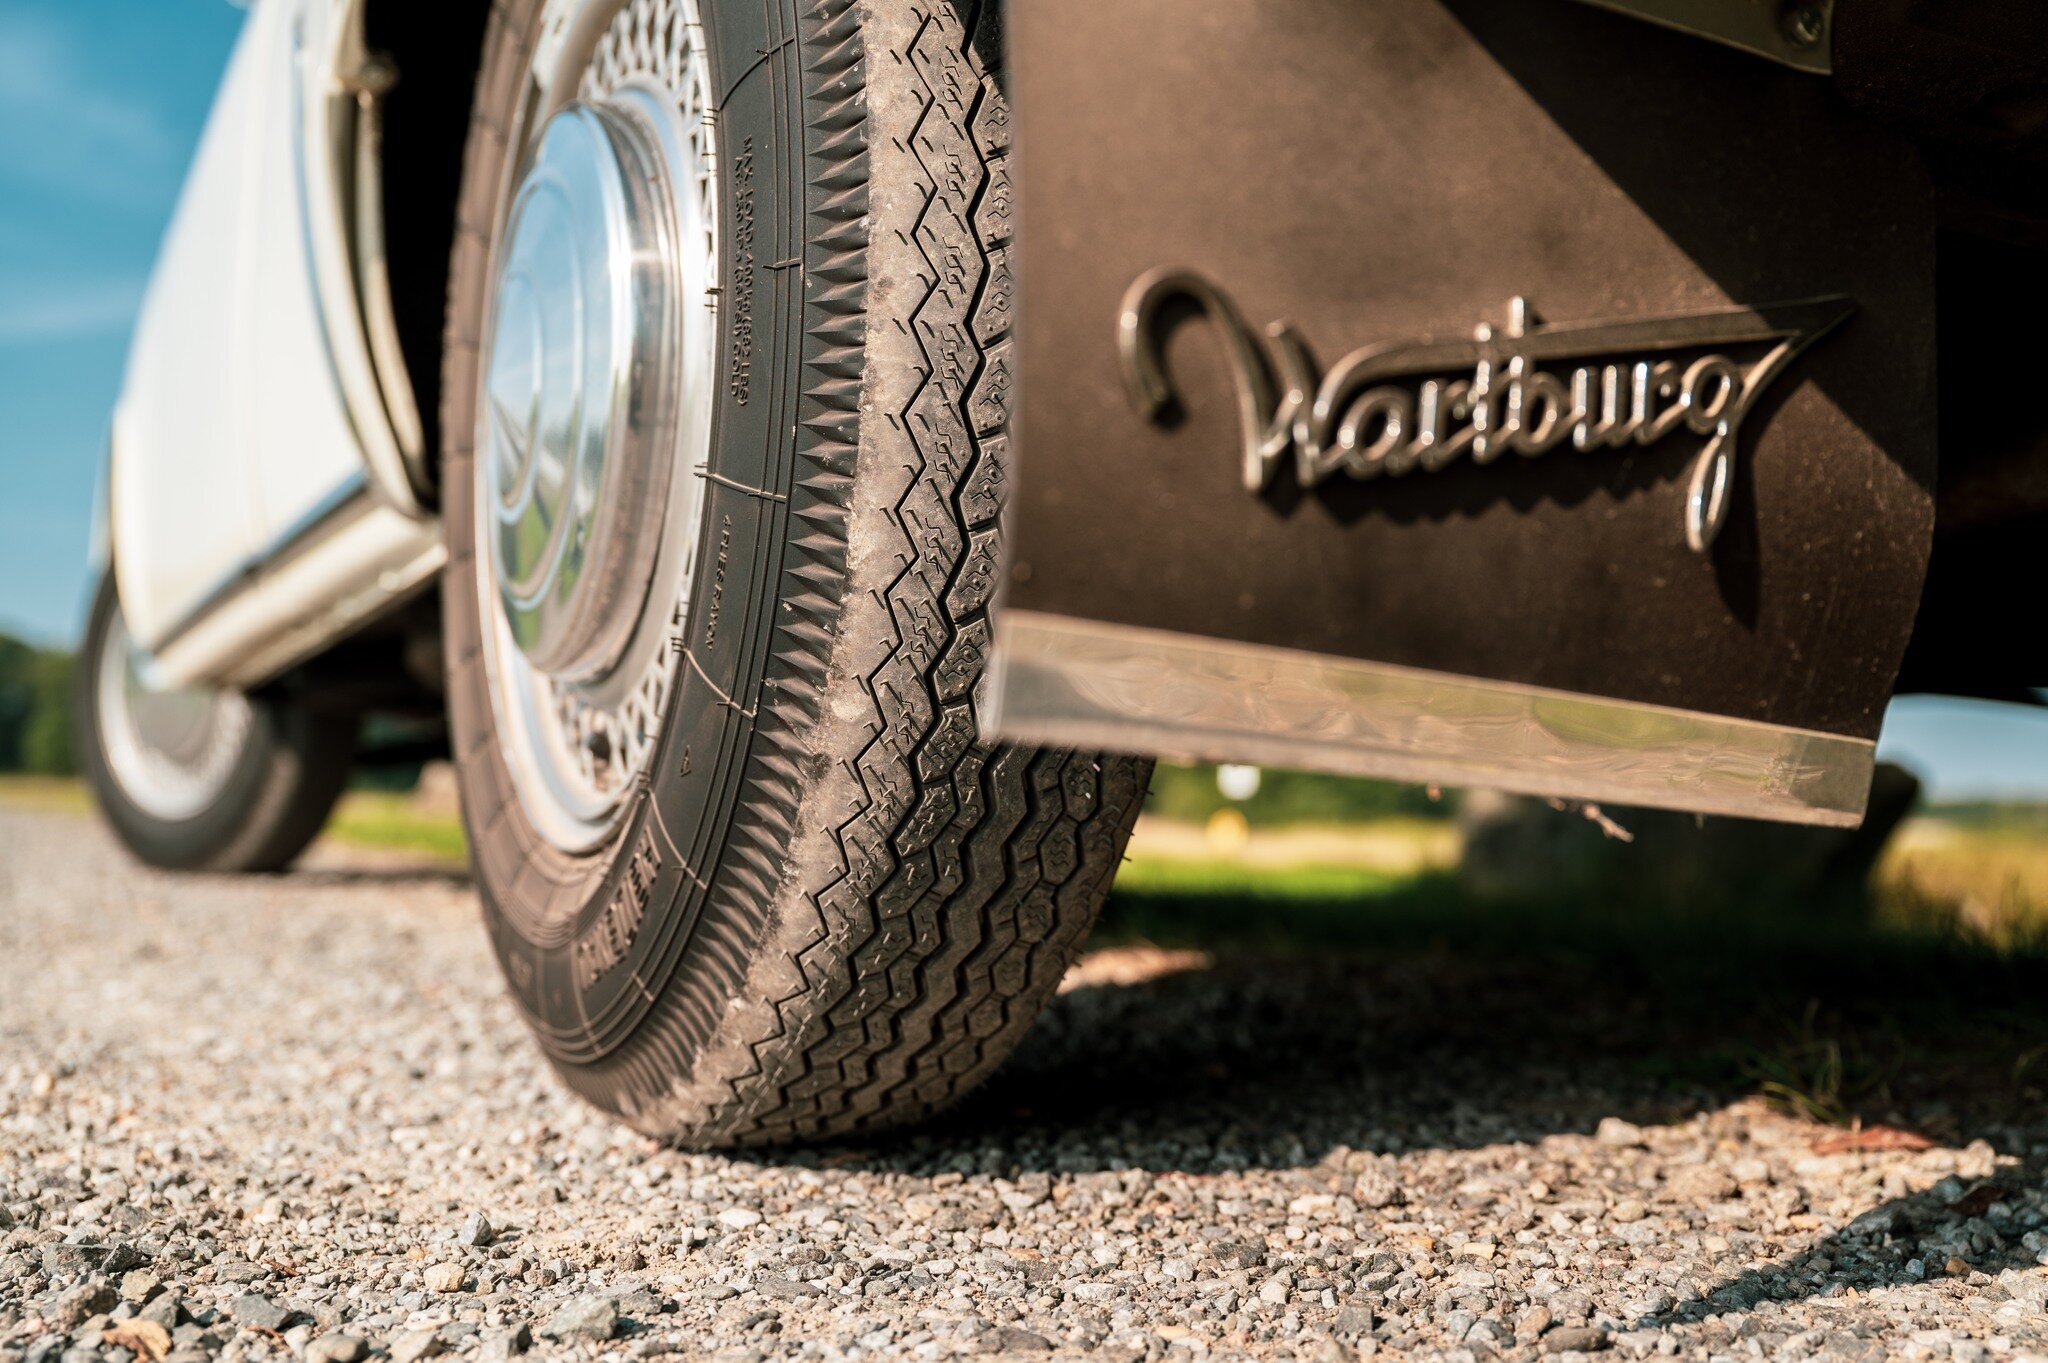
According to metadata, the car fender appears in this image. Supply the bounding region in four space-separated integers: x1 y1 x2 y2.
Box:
113 0 438 680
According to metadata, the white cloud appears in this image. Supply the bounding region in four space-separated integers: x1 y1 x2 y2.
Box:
0 274 147 346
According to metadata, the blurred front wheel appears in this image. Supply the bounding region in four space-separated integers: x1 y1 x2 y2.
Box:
74 572 356 872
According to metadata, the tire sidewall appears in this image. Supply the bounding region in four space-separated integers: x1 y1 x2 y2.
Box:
74 574 287 871
445 0 835 1110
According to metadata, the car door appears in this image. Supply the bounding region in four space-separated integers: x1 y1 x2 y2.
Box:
111 0 402 654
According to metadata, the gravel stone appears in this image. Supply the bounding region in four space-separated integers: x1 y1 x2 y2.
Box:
421 1262 464 1293
542 1295 618 1343
387 1329 442 1363
1545 1324 1611 1353
41 1247 98 1280
113 1273 156 1306
1594 1117 1644 1148
48 1279 118 1331
1333 1303 1375 1337
5 812 2048 1363
227 1293 291 1332
302 1334 367 1363
133 1294 178 1331
479 1324 530 1363
989 1327 1052 1352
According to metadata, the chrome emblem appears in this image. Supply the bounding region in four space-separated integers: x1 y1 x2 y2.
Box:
1118 270 1854 552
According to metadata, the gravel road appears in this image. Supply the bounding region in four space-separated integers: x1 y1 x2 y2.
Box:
3 807 2047 1363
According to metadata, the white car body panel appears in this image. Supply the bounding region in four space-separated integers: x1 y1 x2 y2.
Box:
112 0 436 674
238 0 375 549
111 7 273 649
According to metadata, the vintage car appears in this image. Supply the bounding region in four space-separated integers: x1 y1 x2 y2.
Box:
80 0 2046 1144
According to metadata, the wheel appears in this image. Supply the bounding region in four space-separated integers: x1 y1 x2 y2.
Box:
74 573 357 873
442 0 1148 1146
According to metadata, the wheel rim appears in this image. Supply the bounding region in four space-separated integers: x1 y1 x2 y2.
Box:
96 602 252 823
475 0 718 853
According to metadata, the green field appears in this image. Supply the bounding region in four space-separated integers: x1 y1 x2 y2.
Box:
324 790 471 863
0 773 89 814
8 772 2048 948
0 778 470 863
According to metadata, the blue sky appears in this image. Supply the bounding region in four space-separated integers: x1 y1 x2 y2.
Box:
0 0 245 646
0 0 2042 799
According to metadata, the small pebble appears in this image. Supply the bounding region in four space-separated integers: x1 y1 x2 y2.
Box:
388 1331 442 1363
542 1296 618 1343
1546 1324 1611 1353
48 1280 117 1331
422 1263 465 1294
303 1334 367 1363
228 1294 291 1332
114 1272 158 1306
480 1324 531 1363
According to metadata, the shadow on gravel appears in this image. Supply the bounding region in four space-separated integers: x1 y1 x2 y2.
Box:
983 877 2048 1159
800 876 2048 1318
1640 1153 2048 1329
285 824 2048 1324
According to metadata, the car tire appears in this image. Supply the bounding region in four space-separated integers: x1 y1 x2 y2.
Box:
441 0 1148 1147
74 572 358 873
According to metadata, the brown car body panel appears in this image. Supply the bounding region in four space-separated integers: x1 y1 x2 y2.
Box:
1001 0 1937 743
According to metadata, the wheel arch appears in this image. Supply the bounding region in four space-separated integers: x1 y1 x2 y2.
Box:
355 0 494 506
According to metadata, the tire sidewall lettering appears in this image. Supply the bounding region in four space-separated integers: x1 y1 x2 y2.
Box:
462 0 803 1061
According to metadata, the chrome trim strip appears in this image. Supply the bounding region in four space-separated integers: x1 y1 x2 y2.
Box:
292 4 427 518
1565 0 1833 75
352 79 430 493
147 492 445 691
146 472 374 658
985 611 1873 827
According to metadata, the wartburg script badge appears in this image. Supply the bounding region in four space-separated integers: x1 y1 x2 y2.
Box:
1117 269 1854 552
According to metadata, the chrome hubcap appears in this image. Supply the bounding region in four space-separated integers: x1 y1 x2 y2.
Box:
97 604 251 822
485 102 677 681
476 0 717 852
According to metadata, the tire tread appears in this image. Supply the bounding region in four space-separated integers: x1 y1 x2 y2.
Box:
696 0 1146 1146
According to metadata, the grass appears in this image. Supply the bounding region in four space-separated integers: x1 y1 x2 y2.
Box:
1115 856 1416 901
1740 999 1858 1127
1098 857 2048 1130
1099 813 2048 1131
0 774 91 814
0 776 468 863
9 770 2048 949
1877 816 2048 948
326 790 468 864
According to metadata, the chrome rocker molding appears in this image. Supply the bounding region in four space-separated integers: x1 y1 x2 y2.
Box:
985 611 1874 827
145 478 444 692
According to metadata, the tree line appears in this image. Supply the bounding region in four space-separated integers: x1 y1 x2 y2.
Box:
0 633 76 775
